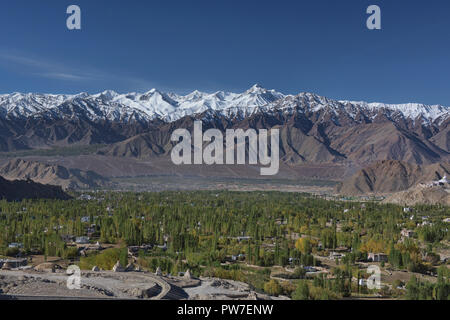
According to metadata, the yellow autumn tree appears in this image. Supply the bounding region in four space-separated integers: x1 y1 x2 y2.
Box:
264 279 282 296
299 225 309 234
295 238 311 254
360 238 385 253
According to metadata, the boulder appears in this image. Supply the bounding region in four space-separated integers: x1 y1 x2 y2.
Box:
155 267 162 276
128 287 157 299
129 287 144 298
112 261 125 272
125 263 136 272
92 266 100 272
34 263 63 273
248 292 258 300
183 269 193 280
1 262 12 270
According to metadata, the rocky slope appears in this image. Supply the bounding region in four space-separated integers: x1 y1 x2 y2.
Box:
336 160 450 195
383 184 450 206
0 159 110 190
0 86 448 168
0 176 71 201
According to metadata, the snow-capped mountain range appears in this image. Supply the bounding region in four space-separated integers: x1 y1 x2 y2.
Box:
0 84 448 125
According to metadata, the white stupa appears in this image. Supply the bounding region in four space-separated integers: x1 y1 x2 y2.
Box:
438 176 448 184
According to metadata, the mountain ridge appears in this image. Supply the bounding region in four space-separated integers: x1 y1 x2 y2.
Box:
0 85 448 168
1 85 448 124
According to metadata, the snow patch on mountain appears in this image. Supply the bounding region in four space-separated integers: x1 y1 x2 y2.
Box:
0 85 448 125
341 100 449 124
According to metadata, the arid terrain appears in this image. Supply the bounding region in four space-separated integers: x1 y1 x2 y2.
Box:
0 269 286 300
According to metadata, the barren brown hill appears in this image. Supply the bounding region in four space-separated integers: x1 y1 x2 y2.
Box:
383 184 450 206
336 160 450 195
430 119 450 152
0 176 71 201
327 122 448 165
98 111 448 167
0 159 110 190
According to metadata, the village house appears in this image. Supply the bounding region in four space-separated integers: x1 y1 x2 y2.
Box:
235 236 251 242
335 246 349 252
275 219 288 226
329 252 345 260
61 234 75 243
8 242 23 249
368 253 388 262
79 194 93 200
86 226 96 237
81 216 90 223
304 266 317 273
401 229 415 238
229 253 246 262
75 236 90 244
128 244 153 257
420 220 433 227
288 257 300 264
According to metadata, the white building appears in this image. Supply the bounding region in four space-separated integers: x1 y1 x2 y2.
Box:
8 243 23 249
76 236 90 244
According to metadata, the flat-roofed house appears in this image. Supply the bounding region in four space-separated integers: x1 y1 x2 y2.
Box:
401 229 415 238
368 253 388 262
75 236 90 244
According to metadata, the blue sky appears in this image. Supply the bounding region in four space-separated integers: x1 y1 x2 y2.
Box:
0 0 449 105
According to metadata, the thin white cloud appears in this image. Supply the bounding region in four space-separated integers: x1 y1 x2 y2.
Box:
0 50 180 94
40 72 87 81
0 51 98 82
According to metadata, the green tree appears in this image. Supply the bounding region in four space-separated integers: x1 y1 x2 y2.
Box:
264 280 282 296
292 280 310 300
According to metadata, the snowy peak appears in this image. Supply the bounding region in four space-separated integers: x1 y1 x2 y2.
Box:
0 92 72 118
93 90 119 100
245 83 265 93
275 92 449 124
0 86 448 125
363 102 448 123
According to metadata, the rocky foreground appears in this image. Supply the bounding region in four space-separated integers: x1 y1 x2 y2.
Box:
0 269 287 300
